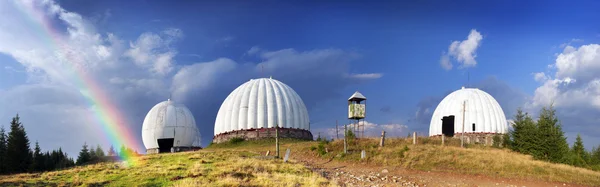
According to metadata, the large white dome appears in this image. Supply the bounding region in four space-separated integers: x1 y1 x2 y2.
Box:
142 100 201 150
429 87 508 136
214 78 310 136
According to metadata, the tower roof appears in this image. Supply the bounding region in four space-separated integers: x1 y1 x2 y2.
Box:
348 91 366 101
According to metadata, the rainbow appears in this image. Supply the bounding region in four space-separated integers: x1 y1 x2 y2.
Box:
14 1 142 164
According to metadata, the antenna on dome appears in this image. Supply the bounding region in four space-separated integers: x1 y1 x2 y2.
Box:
168 93 172 102
467 71 470 88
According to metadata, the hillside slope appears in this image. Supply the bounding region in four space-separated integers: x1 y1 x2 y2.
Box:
0 150 332 186
207 138 600 186
1 138 600 186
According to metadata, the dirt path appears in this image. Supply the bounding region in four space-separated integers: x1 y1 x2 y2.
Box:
292 154 588 187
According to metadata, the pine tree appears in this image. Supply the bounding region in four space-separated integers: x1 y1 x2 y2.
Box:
6 114 32 173
89 145 97 162
502 131 511 149
535 105 569 163
510 108 538 155
31 141 44 172
568 134 587 167
591 146 600 166
108 145 116 156
95 145 105 158
119 144 127 157
43 151 52 171
0 126 7 174
76 143 91 165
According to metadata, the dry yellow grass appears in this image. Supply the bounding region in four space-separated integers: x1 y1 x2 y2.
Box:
0 150 334 187
314 138 600 186
205 138 600 186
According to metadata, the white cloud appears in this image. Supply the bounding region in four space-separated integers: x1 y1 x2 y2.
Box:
125 31 179 75
440 54 452 70
559 38 584 48
528 43 600 145
533 72 549 82
247 46 262 55
348 73 383 79
171 58 238 100
530 44 600 109
440 29 483 70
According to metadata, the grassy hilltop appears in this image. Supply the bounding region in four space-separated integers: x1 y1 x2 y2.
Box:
1 138 600 186
0 148 332 186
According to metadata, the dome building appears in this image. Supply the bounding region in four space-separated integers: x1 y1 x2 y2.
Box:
213 77 313 143
429 87 507 144
142 99 201 154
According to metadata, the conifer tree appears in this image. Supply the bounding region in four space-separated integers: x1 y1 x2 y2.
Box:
76 143 91 165
510 108 538 155
535 105 569 163
6 114 32 173
95 145 105 158
31 141 44 172
0 126 7 174
571 134 587 165
108 145 116 156
502 131 511 149
89 145 97 162
591 146 600 166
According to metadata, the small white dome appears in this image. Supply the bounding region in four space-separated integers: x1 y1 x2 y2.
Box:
142 100 201 149
429 88 508 136
214 78 310 136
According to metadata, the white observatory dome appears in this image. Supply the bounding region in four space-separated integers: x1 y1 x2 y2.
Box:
429 87 508 136
142 100 201 153
214 78 310 136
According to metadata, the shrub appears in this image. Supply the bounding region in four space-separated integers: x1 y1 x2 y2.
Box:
397 145 410 158
229 137 245 144
309 146 317 151
317 142 327 156
492 135 501 148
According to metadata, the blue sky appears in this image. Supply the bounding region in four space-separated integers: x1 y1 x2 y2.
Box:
1 0 600 156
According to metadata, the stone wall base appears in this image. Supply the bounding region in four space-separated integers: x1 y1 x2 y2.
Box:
433 133 504 146
213 128 313 143
146 146 202 154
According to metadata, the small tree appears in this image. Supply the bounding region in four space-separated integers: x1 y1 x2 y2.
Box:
591 146 600 166
535 105 569 163
76 143 91 165
6 114 32 173
492 134 501 148
95 145 105 158
31 141 45 172
108 145 116 156
0 126 7 174
89 145 97 162
510 108 538 155
502 132 511 149
570 134 587 167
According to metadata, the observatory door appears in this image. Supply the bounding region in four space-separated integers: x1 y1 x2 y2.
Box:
441 115 455 137
157 138 174 153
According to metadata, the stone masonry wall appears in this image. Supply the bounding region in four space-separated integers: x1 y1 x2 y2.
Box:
212 128 313 143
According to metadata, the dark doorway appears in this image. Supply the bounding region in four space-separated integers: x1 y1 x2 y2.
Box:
157 138 174 153
441 115 455 137
472 123 476 132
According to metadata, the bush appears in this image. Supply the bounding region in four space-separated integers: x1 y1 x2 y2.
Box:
309 146 317 151
492 135 501 148
229 137 245 144
317 142 327 156
397 145 410 158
